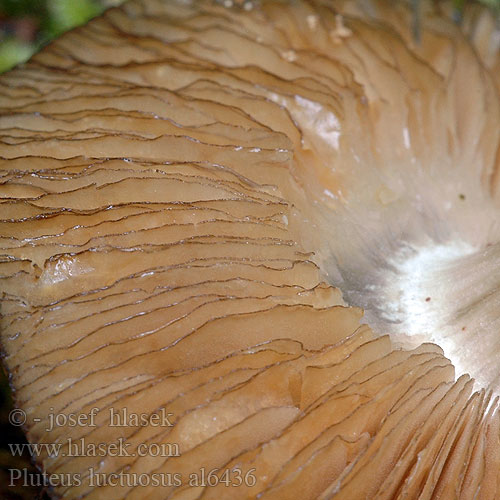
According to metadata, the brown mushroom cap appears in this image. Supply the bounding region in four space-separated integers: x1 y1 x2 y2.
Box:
0 0 499 498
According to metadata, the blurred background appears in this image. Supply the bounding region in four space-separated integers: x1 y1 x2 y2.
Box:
0 0 124 73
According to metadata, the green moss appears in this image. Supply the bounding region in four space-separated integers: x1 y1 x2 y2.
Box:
46 0 103 37
0 37 34 72
0 0 108 72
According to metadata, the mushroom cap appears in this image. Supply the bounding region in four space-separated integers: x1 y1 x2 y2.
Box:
0 0 499 498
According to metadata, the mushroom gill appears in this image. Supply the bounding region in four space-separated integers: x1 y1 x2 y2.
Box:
0 0 499 498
